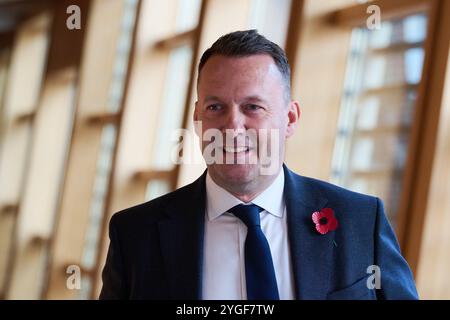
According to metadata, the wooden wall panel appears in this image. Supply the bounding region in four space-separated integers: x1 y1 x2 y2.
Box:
285 0 354 180
416 0 450 299
8 69 77 299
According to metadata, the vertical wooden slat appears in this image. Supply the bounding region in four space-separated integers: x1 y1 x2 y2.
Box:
285 0 355 180
0 11 52 297
416 17 450 297
90 0 142 299
93 0 181 297
394 0 436 254
400 0 450 277
8 68 77 299
45 0 126 299
284 0 305 79
172 0 208 190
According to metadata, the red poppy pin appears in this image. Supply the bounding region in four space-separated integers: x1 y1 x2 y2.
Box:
312 208 339 235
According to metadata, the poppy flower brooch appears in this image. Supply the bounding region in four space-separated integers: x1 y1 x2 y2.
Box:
312 207 339 235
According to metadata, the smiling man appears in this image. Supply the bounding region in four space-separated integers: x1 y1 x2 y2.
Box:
100 30 418 300
195 52 296 202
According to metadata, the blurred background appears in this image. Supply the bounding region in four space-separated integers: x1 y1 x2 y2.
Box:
0 0 449 300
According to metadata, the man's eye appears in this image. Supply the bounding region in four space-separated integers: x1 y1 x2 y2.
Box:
245 104 262 111
206 104 222 111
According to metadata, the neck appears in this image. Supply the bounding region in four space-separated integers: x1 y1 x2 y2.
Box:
209 167 282 203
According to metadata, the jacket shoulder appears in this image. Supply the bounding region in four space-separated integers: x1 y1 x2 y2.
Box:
110 177 202 228
291 172 380 213
306 175 376 201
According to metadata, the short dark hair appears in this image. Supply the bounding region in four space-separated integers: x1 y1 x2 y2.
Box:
198 29 291 100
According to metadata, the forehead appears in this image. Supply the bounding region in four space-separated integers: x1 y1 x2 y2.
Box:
198 54 284 95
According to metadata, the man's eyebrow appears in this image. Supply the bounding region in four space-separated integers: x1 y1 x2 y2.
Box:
242 95 269 105
203 95 269 104
204 96 222 103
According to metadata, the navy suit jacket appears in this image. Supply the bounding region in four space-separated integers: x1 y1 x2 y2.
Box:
99 165 418 300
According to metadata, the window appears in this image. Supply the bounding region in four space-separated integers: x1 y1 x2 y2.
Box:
145 44 193 200
249 0 292 48
331 13 428 229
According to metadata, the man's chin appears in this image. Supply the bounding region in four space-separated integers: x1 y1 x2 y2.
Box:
210 163 258 185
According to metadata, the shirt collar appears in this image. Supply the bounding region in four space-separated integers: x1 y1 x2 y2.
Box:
205 168 285 221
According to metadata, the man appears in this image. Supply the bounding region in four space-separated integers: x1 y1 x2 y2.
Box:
100 30 418 300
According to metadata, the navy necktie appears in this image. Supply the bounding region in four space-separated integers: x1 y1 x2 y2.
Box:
228 204 280 300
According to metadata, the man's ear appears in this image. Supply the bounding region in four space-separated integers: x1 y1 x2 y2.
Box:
286 100 300 138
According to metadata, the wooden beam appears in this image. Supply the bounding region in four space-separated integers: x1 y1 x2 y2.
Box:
89 0 143 300
415 2 450 297
15 111 36 124
0 10 53 299
284 0 304 80
0 0 56 34
29 235 50 247
46 0 89 73
0 32 14 50
330 0 430 27
359 83 419 97
93 0 184 298
43 0 125 300
354 125 410 137
0 0 55 9
351 168 403 178
86 112 121 126
172 0 208 190
153 29 196 50
133 169 175 182
398 0 450 276
0 204 19 216
285 0 355 180
369 41 423 54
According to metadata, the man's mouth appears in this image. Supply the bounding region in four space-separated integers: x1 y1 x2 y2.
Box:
223 146 250 153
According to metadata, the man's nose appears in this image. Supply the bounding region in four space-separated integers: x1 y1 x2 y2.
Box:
222 105 245 131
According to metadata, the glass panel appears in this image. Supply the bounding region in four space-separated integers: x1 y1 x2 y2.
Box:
81 124 116 277
144 1 202 201
145 179 171 201
144 44 193 201
108 0 139 113
78 277 93 300
152 45 192 171
176 0 202 33
331 13 428 229
248 0 292 49
79 124 116 299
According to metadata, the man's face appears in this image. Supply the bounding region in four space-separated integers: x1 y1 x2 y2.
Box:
195 54 299 194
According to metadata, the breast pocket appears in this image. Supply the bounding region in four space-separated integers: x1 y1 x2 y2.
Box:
327 276 377 300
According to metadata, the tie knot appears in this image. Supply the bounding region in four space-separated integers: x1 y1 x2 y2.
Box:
228 204 264 227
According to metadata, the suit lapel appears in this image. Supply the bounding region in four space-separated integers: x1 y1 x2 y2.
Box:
283 165 336 299
158 171 207 299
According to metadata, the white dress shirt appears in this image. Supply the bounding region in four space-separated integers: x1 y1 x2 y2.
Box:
202 168 295 300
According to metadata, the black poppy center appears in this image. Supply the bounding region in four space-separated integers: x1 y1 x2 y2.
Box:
319 217 328 225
